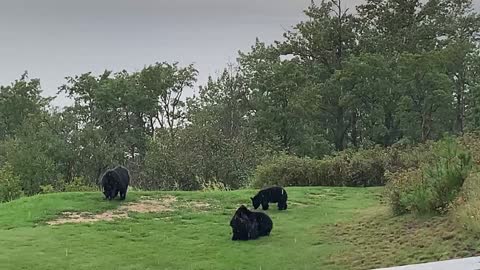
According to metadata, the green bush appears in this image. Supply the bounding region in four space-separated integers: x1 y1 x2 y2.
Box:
459 132 480 164
383 141 434 173
253 154 318 187
253 148 387 188
64 177 98 192
2 133 63 196
40 184 56 194
454 172 480 234
0 164 22 203
385 169 422 214
386 137 473 215
200 180 230 191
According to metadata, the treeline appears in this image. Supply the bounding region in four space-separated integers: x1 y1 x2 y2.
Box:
0 0 480 197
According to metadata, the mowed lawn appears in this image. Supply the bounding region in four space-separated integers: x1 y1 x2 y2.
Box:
1 187 476 270
0 187 381 270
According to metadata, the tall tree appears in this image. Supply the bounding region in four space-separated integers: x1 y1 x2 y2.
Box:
278 0 358 151
397 52 453 142
0 72 51 140
138 62 198 138
238 40 313 153
333 53 400 146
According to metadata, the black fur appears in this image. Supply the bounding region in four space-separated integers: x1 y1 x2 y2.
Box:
230 205 273 241
251 186 288 210
101 166 130 200
252 211 273 237
230 205 258 241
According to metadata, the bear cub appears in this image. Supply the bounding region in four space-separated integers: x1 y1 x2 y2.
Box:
251 186 288 210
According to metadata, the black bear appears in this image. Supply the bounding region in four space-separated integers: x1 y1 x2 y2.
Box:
230 205 258 241
230 205 273 241
101 166 130 200
251 186 288 210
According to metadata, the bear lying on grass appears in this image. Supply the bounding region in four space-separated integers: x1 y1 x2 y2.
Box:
230 205 273 241
101 166 130 200
251 186 288 210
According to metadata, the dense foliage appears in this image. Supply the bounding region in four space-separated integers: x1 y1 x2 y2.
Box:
386 137 474 214
254 149 387 187
1 0 480 199
0 164 22 203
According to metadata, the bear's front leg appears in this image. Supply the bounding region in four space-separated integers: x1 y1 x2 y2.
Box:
262 203 269 210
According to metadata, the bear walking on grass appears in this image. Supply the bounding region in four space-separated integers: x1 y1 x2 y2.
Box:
101 166 130 200
230 205 273 241
251 186 288 211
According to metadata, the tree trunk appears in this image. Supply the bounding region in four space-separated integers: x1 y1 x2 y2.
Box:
384 111 394 146
351 110 358 148
421 109 433 142
149 116 156 140
335 106 346 151
455 72 466 135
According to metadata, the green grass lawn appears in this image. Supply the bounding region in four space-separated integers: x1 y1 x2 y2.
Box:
0 187 477 270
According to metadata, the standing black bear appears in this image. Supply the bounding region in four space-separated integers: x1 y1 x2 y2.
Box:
101 166 130 200
230 205 273 241
251 186 288 210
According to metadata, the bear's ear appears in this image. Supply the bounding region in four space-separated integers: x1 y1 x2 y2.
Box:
250 197 254 201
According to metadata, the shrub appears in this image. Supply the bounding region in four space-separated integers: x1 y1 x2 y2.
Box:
347 148 388 186
2 137 60 196
200 180 229 191
459 132 480 164
40 184 56 194
386 137 473 215
64 177 98 192
383 141 434 173
384 169 423 215
140 137 201 191
454 172 480 234
0 164 22 203
253 148 387 188
254 154 318 187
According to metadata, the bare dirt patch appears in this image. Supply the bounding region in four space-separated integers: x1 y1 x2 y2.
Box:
120 195 177 213
47 211 128 225
185 201 211 210
47 195 179 225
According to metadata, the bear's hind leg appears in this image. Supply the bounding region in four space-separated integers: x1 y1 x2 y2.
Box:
119 189 126 200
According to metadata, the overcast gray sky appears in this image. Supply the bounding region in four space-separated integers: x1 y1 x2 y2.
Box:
0 0 479 106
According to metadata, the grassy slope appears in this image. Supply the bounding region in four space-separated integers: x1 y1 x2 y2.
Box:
330 207 480 269
0 187 477 270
